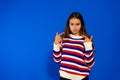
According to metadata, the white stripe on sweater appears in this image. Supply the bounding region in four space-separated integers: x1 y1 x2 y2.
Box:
59 70 86 80
60 67 89 75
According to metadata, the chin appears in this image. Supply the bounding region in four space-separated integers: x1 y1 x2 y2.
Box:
72 32 79 35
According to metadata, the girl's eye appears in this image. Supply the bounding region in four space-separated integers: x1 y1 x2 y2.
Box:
76 23 80 26
70 23 74 26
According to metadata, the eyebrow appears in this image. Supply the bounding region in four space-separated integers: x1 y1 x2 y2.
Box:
69 22 81 24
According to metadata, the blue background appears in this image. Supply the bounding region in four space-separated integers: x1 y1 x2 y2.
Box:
0 0 120 80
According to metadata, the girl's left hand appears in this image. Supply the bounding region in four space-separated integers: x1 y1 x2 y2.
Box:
83 35 93 43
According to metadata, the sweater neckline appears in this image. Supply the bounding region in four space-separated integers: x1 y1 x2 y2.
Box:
69 34 84 39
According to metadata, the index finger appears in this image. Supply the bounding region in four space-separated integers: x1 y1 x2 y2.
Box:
82 35 88 38
90 36 93 40
59 32 64 36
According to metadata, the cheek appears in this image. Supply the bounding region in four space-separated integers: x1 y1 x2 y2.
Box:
77 25 81 30
69 26 74 31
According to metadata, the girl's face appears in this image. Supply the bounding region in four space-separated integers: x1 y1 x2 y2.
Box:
69 18 81 36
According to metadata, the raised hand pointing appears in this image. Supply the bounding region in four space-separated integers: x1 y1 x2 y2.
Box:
83 35 93 43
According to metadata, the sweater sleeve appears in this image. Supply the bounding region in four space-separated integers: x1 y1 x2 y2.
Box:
53 43 62 63
83 42 95 68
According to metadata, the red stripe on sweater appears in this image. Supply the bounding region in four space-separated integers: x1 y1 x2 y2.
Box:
63 40 83 44
63 50 84 57
84 54 94 61
53 57 61 62
53 52 61 56
85 51 93 55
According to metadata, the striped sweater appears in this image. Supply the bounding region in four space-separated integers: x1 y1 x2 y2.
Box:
53 34 95 80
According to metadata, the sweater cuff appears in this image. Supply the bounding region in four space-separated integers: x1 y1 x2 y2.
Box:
53 43 60 52
84 42 93 51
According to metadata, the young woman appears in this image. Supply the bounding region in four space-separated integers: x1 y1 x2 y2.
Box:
53 12 95 80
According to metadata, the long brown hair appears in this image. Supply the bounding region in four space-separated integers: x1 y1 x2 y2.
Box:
63 12 90 38
62 12 95 51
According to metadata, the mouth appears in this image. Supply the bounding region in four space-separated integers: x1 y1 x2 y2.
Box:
73 30 78 32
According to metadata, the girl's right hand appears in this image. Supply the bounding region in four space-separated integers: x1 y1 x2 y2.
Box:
54 32 62 44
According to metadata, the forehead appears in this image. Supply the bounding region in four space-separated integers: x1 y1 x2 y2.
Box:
69 18 81 23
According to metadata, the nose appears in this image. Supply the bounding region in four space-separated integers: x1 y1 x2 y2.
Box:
73 25 77 28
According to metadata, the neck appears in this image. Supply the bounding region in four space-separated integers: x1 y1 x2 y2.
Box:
69 34 83 39
72 33 80 36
